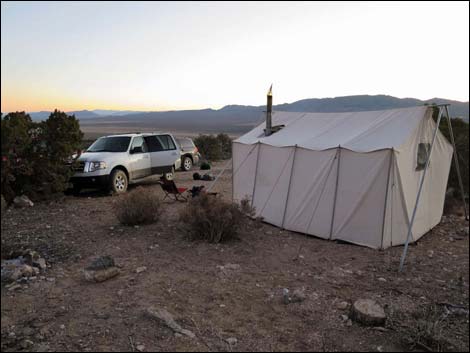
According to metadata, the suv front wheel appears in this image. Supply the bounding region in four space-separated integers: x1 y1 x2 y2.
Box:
110 169 128 194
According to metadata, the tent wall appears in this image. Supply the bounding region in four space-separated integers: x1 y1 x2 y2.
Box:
392 113 453 243
232 142 260 203
331 149 391 248
283 148 338 239
251 145 295 226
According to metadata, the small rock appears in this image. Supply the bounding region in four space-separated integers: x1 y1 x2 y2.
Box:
373 327 388 332
290 289 306 303
427 250 434 258
20 339 34 349
34 258 47 270
136 344 145 352
351 299 386 326
340 314 349 322
223 264 240 271
378 277 387 282
13 195 34 208
145 307 195 338
8 284 22 291
346 319 353 327
59 324 65 330
336 301 350 310
136 266 147 274
226 337 238 345
282 288 290 304
84 267 120 283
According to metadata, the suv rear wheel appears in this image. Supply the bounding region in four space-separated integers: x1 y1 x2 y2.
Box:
110 169 128 194
181 156 193 171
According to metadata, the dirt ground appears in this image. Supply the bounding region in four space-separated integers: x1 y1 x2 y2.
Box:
1 162 469 352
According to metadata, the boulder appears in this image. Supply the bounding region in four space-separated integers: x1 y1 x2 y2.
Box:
351 299 386 326
85 256 115 271
13 195 34 208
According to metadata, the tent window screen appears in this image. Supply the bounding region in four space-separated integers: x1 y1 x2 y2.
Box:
416 143 431 171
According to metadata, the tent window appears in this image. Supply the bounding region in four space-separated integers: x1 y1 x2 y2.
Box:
416 143 431 171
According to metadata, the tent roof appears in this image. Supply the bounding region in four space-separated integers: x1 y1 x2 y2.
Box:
234 106 431 152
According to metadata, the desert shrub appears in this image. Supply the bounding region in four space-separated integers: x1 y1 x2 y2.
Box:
178 194 254 243
1 110 83 201
404 305 453 352
114 187 161 225
431 106 469 196
200 161 211 170
194 133 232 161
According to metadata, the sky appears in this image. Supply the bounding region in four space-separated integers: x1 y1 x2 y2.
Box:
1 1 469 113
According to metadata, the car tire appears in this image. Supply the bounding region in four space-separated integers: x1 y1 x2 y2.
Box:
181 156 193 171
110 169 128 194
163 166 175 181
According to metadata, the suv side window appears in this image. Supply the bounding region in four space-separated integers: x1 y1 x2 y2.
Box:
144 136 164 152
130 136 148 153
156 135 176 151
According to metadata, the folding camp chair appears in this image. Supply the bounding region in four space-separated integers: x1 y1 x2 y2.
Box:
158 178 188 201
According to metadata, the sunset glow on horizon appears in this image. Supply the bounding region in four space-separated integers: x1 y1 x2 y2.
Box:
1 1 469 113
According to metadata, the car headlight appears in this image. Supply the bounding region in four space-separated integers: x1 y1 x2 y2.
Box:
87 161 107 172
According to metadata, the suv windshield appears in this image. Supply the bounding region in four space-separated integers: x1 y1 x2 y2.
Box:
87 136 131 152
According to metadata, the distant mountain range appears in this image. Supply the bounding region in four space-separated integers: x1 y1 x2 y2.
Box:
27 95 468 133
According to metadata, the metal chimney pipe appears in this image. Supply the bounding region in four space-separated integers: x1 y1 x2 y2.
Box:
265 85 273 136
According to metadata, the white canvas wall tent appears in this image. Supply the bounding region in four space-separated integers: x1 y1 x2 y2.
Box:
232 106 455 250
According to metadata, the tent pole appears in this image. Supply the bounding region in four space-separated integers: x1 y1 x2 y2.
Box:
444 105 469 221
380 149 394 250
329 147 341 240
231 142 234 202
281 145 298 229
399 107 444 272
251 142 262 208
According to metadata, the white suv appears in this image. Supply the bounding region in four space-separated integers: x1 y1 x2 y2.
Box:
70 133 180 193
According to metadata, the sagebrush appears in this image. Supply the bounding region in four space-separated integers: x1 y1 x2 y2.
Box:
179 194 254 243
193 133 232 161
114 187 161 225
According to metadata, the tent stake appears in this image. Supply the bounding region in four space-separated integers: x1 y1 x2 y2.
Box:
399 107 444 272
444 105 469 221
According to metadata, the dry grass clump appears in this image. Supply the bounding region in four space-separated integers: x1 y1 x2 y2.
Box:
114 187 161 226
179 194 254 243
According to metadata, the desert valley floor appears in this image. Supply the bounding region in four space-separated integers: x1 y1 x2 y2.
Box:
1 162 469 352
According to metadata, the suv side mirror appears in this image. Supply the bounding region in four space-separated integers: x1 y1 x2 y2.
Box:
130 146 143 154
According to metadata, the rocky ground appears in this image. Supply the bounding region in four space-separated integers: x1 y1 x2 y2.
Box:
1 162 469 352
